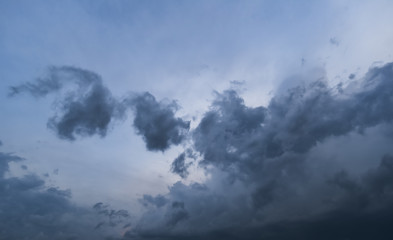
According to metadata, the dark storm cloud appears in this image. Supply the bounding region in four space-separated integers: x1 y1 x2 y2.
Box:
0 147 129 239
127 62 393 239
130 92 190 151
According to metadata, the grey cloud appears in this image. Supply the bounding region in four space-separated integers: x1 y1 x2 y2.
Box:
166 201 188 227
0 151 23 177
193 89 266 171
363 155 393 200
9 67 63 97
10 66 189 151
93 202 130 228
130 92 190 151
8 66 101 98
127 155 393 240
193 63 393 175
127 62 393 239
47 83 123 140
171 150 194 178
126 179 259 239
139 194 168 208
245 155 393 240
10 66 125 141
8 62 393 239
171 153 187 178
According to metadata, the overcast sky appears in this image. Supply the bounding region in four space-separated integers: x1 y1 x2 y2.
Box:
1 0 393 239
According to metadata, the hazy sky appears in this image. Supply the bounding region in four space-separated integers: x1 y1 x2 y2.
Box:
1 0 393 239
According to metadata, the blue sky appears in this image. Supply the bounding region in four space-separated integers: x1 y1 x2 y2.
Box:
1 0 393 239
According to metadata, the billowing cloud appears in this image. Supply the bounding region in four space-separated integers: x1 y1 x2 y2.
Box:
126 62 393 239
130 92 190 151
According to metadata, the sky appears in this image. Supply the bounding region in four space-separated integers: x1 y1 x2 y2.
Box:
1 0 393 239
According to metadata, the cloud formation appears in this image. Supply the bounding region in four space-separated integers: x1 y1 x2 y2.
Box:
10 66 189 150
8 62 393 239
0 152 129 240
10 66 125 140
0 146 130 239
192 62 393 176
130 92 190 151
170 149 195 178
126 62 393 239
